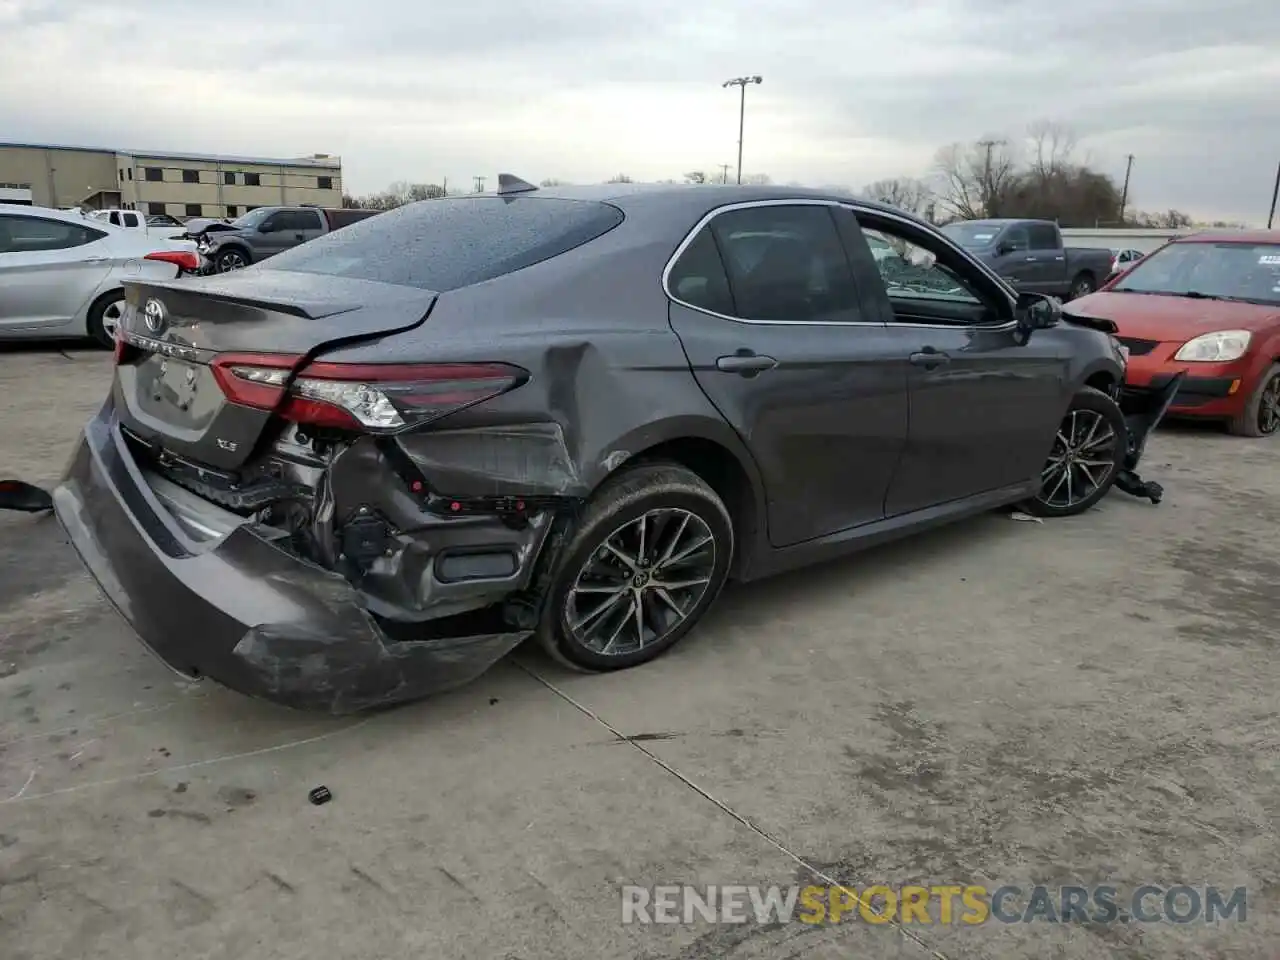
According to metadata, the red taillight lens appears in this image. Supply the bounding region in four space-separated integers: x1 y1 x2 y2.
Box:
145 250 200 273
209 357 527 432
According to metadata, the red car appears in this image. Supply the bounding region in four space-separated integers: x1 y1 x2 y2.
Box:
1071 231 1280 436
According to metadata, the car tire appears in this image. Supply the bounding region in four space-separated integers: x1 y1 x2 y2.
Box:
1024 386 1126 518
215 248 249 272
537 461 733 673
1068 272 1096 299
86 290 125 349
1228 363 1280 438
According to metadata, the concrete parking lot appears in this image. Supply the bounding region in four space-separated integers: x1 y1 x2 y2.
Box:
1 344 1277 960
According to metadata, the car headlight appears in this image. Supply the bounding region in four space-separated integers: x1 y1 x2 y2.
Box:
1172 330 1251 362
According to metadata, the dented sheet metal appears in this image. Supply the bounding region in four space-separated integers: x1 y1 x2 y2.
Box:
399 423 586 497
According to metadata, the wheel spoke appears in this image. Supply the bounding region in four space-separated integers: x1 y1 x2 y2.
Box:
601 540 638 571
1078 428 1116 454
656 513 691 566
635 513 649 564
653 576 712 590
572 588 630 633
1065 461 1075 504
632 591 647 649
1076 461 1099 488
652 587 685 618
599 599 634 655
658 535 713 570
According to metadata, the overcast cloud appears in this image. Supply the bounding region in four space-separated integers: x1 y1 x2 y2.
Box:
2 0 1277 222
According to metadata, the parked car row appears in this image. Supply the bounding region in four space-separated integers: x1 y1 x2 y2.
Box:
52 178 1175 713
0 205 203 346
182 205 379 273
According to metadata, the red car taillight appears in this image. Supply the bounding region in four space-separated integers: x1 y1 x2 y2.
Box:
210 355 527 432
145 250 201 273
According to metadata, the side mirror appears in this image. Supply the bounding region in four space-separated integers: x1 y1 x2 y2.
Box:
1014 293 1061 342
996 241 1015 256
258 222 275 233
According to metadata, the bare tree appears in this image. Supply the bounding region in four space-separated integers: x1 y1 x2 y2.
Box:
344 181 446 210
934 137 1018 219
861 177 933 216
1024 120 1078 182
606 173 633 183
741 173 772 186
684 171 707 184
539 178 568 187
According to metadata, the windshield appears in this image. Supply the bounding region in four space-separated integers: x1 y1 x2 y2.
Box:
941 222 1001 248
230 208 271 229
1112 242 1280 305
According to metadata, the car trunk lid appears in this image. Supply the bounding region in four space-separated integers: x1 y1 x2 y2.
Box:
113 270 438 471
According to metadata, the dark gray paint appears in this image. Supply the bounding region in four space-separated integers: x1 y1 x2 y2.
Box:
55 183 1127 712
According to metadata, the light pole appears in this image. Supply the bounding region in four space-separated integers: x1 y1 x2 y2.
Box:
722 75 762 185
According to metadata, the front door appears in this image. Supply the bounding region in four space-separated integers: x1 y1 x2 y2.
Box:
842 210 1072 517
988 223 1038 292
666 202 910 547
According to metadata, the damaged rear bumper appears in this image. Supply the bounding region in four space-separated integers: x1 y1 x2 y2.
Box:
52 403 548 713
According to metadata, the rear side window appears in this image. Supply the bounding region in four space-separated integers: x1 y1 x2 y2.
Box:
1027 223 1059 249
707 205 862 323
0 215 105 253
668 228 735 316
262 197 624 291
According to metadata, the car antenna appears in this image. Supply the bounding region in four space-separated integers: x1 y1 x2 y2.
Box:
496 174 538 195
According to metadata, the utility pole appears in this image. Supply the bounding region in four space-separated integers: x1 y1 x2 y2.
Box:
442 176 448 196
472 175 486 193
718 164 731 185
1268 160 1280 230
1119 154 1135 225
976 138 1005 215
722 76 762 185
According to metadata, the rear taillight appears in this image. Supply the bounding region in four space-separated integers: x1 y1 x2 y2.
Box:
210 356 527 432
146 250 200 273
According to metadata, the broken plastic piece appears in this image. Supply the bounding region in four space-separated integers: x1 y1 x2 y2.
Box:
1010 511 1043 523
0 480 53 513
309 785 332 806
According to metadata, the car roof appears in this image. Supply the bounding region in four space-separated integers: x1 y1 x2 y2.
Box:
1173 230 1280 245
493 181 930 224
2 204 94 224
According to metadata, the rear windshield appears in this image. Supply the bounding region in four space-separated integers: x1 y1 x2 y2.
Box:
261 196 624 291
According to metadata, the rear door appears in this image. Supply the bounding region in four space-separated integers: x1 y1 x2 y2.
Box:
842 208 1071 516
254 210 294 258
291 208 326 245
1025 222 1066 291
0 212 112 331
665 201 909 548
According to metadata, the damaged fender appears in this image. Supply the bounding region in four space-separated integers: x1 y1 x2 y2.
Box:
1113 370 1185 504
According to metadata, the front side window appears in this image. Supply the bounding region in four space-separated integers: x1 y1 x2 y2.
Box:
704 204 862 323
1113 242 1280 306
1001 225 1030 252
861 227 982 305
0 215 105 254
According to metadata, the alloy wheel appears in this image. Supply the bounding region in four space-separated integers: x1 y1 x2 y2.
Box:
564 508 717 657
1258 375 1280 435
1038 409 1119 509
218 252 246 272
100 300 124 340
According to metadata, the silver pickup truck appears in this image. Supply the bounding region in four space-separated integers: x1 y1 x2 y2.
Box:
942 218 1115 300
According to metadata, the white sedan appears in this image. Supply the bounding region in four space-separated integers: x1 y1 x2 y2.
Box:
0 205 202 348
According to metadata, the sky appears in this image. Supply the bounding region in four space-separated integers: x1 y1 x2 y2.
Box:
2 0 1278 224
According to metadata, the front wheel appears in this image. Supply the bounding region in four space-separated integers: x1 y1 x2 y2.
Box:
86 291 124 348
537 462 733 672
1024 386 1126 518
215 248 249 272
1228 363 1280 437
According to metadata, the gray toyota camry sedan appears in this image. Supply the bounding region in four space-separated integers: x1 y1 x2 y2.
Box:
54 178 1138 712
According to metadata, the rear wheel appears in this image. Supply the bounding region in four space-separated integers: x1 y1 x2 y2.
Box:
1068 272 1097 299
1228 363 1280 437
1025 387 1126 517
537 462 733 672
86 291 124 348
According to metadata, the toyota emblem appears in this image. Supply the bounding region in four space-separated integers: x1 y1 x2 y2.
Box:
143 298 167 334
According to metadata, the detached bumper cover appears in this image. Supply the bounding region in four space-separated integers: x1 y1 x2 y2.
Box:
53 406 529 713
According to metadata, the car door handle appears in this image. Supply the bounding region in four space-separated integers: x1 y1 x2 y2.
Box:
1054 256 1065 261
716 352 778 375
1024 256 1037 262
909 349 950 369
83 256 109 263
